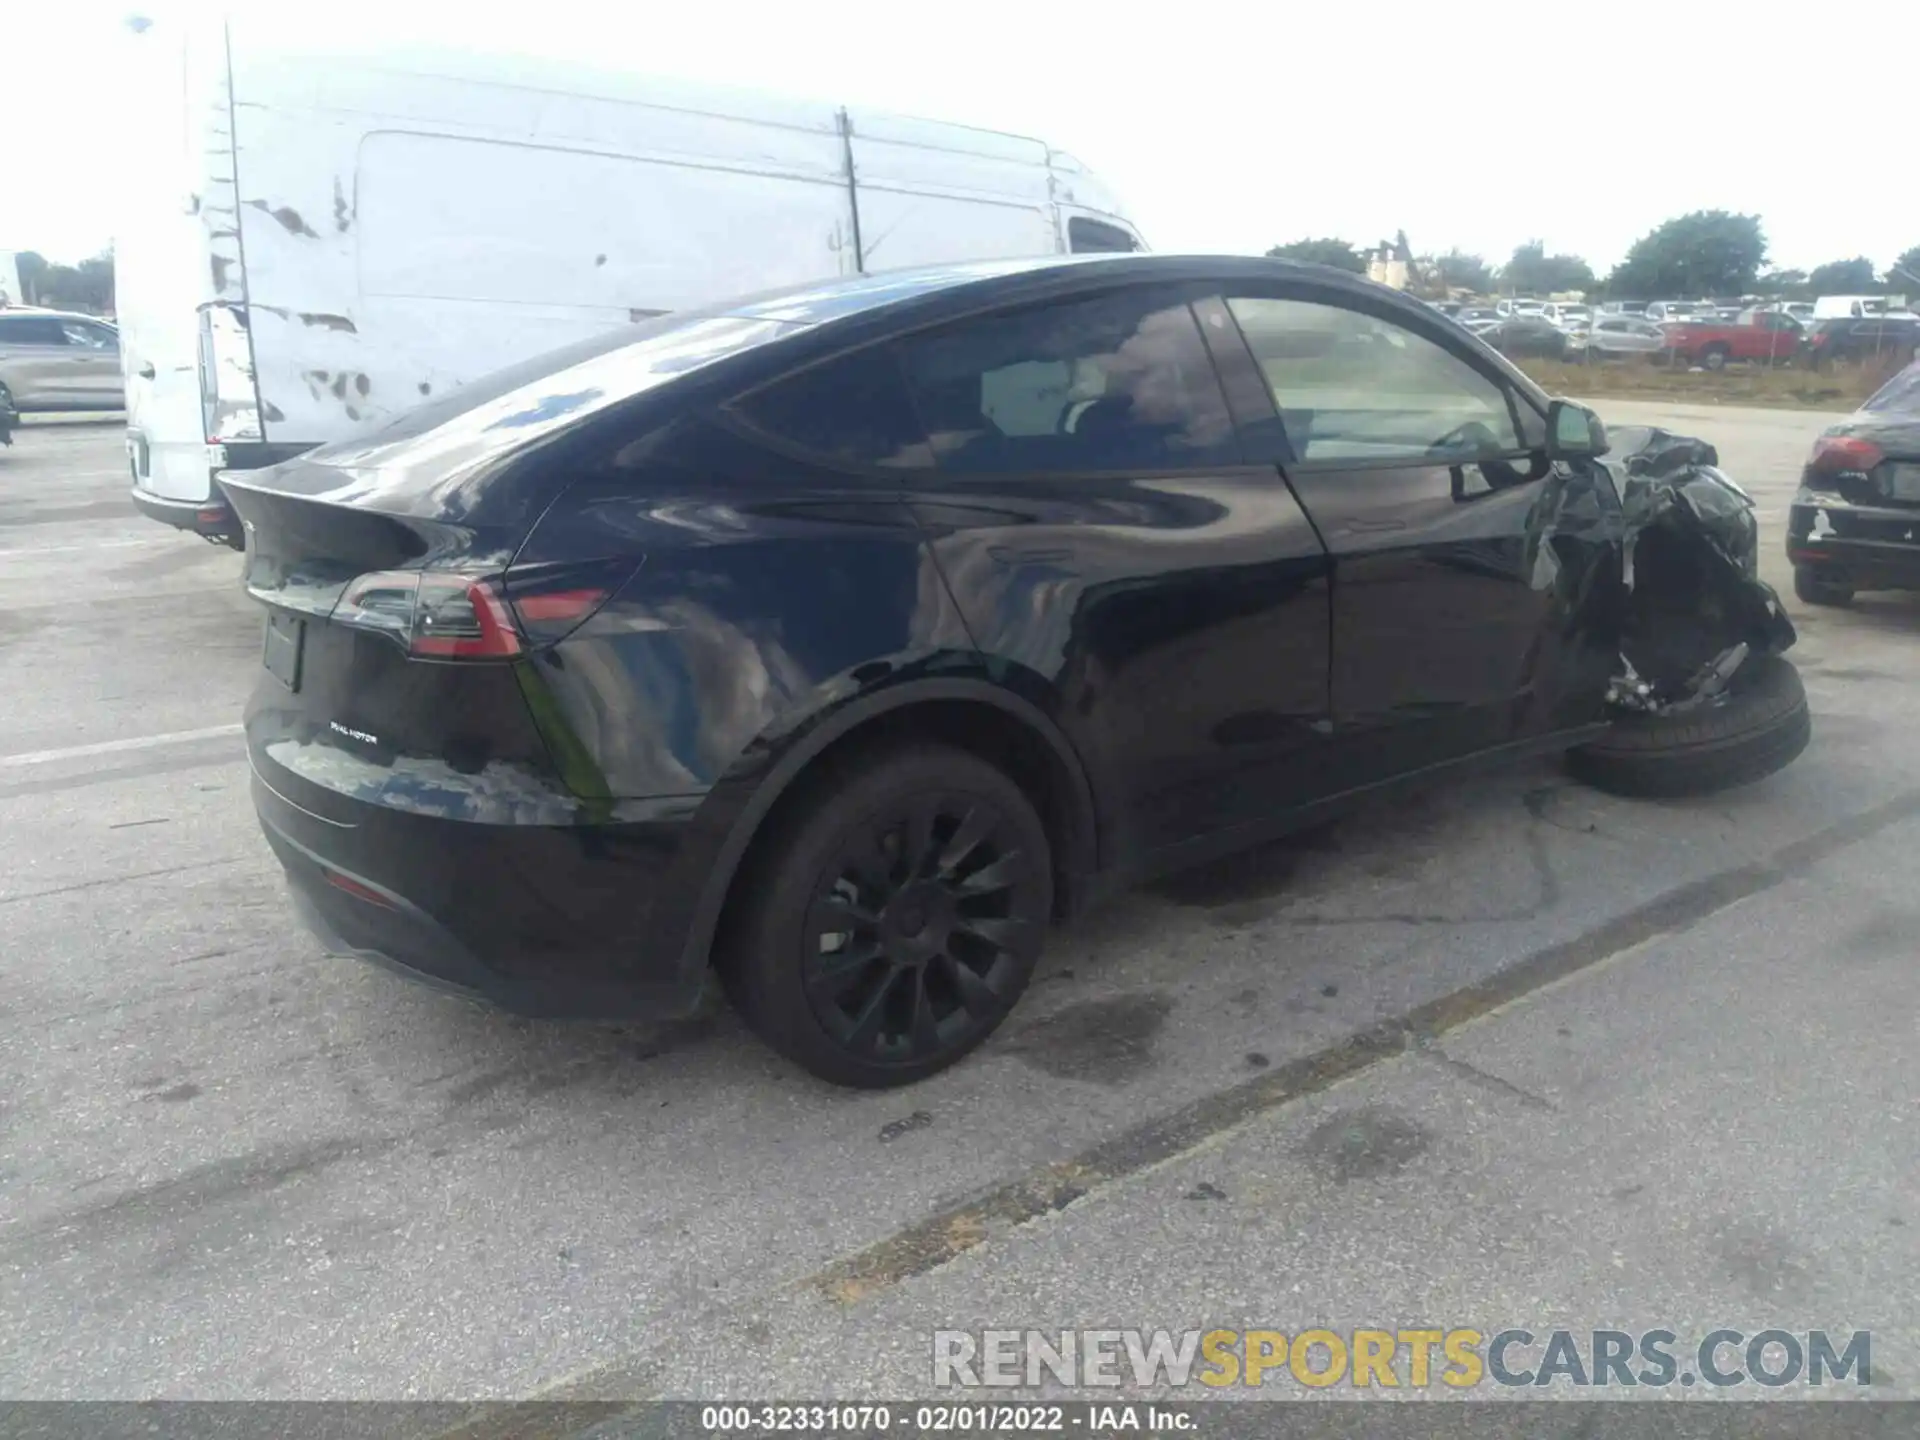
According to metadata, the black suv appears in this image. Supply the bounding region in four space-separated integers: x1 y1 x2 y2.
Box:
226 256 1807 1086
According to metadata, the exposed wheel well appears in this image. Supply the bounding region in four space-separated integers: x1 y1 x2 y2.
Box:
714 699 1096 951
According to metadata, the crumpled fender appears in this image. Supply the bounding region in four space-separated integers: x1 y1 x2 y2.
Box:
1598 424 1798 659
1521 423 1795 716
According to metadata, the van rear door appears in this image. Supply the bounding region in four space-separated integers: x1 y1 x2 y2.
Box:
118 14 226 505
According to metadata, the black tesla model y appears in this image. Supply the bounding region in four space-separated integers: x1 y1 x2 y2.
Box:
229 255 1808 1086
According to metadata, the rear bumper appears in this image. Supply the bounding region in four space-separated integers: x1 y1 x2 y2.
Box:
1787 495 1920 591
250 750 712 1021
129 484 240 540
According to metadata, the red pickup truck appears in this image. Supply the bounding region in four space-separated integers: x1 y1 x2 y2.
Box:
1661 310 1804 370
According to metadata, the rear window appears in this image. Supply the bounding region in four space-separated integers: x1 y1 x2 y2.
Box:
306 312 806 476
0 315 69 344
895 289 1237 475
1863 361 1920 415
730 346 931 469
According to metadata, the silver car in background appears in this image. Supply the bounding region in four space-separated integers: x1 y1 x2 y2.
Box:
0 310 125 414
1585 315 1670 363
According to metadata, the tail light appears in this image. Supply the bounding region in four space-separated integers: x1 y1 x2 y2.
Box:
332 571 611 660
1810 435 1885 476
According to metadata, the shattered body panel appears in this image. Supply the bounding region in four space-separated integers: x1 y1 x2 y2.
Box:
1584 425 1796 714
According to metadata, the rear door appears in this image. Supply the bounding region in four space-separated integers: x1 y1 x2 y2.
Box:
889 283 1335 858
1222 285 1604 789
0 314 73 406
55 319 124 408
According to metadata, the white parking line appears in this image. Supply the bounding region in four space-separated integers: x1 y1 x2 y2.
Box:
0 724 244 768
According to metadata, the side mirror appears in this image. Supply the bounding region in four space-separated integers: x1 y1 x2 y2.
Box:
1546 398 1609 459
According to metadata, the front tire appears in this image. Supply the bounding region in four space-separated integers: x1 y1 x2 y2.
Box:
720 744 1052 1087
1793 565 1854 607
1566 654 1810 799
1700 344 1731 371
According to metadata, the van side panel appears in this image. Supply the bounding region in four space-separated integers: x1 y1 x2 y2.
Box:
225 40 855 444
201 25 1142 464
846 114 1056 268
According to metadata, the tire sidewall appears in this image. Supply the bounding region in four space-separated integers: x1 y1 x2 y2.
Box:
723 745 1053 1087
1568 655 1809 798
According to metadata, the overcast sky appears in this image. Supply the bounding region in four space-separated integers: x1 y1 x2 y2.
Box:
2 0 1909 278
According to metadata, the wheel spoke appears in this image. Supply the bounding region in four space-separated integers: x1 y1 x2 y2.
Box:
952 850 1024 898
809 891 880 935
804 939 884 998
843 831 897 900
935 951 1002 1017
844 964 904 1052
903 799 941 880
907 967 941 1055
936 805 995 880
953 913 1030 952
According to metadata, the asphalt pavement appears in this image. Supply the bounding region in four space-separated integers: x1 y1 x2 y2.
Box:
0 403 1913 1408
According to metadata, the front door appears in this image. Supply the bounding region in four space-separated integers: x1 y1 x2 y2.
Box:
1221 288 1595 791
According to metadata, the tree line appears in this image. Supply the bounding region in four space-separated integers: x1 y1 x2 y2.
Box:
1268 214 1920 301
7 249 116 312
15 216 1918 313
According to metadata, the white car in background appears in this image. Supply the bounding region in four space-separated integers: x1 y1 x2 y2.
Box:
1541 302 1593 333
1584 315 1670 362
1645 300 1711 323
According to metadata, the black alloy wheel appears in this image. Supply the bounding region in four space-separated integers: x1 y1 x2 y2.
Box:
722 745 1051 1087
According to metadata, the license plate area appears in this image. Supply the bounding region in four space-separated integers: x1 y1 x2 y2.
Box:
1883 463 1920 503
263 612 304 692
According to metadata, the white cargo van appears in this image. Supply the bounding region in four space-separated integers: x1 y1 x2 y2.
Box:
118 16 1145 540
1811 295 1903 320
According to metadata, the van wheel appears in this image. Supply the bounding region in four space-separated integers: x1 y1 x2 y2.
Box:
719 743 1052 1088
1566 655 1809 799
1793 565 1854 607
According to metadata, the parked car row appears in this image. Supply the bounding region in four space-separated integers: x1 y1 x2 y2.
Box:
1429 295 1919 370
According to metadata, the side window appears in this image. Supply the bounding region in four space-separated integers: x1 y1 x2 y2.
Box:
61 321 116 350
895 290 1237 475
0 316 69 346
1067 217 1138 254
728 345 931 469
1227 296 1523 463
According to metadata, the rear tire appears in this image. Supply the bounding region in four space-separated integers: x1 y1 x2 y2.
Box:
1700 344 1731 371
1793 565 1854 607
1566 655 1810 799
719 743 1052 1088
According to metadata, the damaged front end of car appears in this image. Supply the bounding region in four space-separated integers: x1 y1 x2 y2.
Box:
1599 425 1797 715
1528 418 1810 798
